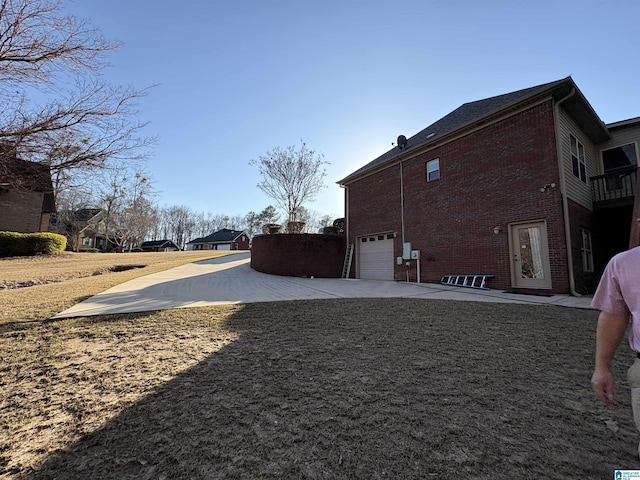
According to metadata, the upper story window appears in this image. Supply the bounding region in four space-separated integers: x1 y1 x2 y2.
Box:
570 134 587 183
601 143 638 173
426 159 440 182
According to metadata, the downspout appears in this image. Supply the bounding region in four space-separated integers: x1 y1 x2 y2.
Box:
553 87 581 296
400 161 406 245
343 184 349 243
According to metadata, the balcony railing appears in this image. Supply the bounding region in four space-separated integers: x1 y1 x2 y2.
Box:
591 166 637 208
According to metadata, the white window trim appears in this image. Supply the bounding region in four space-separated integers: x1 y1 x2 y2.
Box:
426 158 440 182
570 133 587 183
580 227 594 273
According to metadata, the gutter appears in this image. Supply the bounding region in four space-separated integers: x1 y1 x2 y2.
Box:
553 87 581 296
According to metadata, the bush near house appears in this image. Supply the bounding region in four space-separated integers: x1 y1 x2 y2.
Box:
0 231 67 257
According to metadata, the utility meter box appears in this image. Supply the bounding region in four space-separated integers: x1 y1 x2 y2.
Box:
396 256 403 265
403 242 412 259
410 250 420 259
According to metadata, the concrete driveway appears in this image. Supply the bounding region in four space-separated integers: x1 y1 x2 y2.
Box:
53 252 593 318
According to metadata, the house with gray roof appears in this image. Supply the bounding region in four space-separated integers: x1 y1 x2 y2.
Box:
140 239 181 252
186 229 250 251
338 77 639 294
50 208 113 252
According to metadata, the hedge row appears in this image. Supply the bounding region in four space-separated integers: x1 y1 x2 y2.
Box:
0 231 67 257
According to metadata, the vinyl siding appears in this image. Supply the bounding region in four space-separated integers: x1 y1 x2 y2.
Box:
558 108 597 210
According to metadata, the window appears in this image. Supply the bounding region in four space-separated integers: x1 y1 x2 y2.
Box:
602 143 638 172
82 236 91 246
600 143 638 192
580 228 594 273
426 159 440 182
570 134 587 183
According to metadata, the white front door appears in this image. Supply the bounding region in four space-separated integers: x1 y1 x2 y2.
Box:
509 221 552 289
358 233 394 280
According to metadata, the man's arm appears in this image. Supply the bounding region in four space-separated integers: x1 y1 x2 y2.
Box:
591 310 630 405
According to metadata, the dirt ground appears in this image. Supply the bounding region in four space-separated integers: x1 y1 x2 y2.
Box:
1 297 638 479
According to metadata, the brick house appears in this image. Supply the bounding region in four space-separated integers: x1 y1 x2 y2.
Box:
186 229 250 251
50 208 113 251
0 156 56 233
338 77 639 295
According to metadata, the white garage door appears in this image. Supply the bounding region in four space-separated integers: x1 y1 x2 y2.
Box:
358 233 394 280
217 244 231 250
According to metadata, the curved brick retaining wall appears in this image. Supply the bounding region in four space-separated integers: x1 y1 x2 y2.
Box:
251 234 345 278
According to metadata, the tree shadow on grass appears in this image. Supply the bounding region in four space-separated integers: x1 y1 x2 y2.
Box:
21 299 639 479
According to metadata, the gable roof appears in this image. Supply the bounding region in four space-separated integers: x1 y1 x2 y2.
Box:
606 116 640 130
187 229 246 244
140 239 180 248
338 77 610 185
73 208 103 223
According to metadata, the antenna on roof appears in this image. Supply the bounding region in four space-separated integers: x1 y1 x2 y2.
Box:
397 135 407 150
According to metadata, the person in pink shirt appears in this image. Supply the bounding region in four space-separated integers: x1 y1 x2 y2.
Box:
591 220 640 455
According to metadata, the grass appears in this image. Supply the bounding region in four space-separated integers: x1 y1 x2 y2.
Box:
0 251 637 478
0 251 234 322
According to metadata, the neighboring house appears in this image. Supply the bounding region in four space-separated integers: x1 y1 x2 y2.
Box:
338 77 639 295
140 239 181 252
0 155 56 233
186 229 250 251
50 208 112 251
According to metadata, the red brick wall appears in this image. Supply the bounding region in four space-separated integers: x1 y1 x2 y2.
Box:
233 233 251 250
347 100 573 293
251 234 345 278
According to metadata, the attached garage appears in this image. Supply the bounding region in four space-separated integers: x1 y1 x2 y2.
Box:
358 233 395 280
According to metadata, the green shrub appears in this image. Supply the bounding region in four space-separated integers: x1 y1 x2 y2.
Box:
0 231 67 257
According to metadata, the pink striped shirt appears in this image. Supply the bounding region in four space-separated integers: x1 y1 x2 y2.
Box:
591 246 640 352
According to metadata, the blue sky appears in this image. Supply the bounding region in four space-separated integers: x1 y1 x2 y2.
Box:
66 0 638 221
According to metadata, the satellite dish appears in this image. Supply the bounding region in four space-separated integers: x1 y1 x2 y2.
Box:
397 135 407 150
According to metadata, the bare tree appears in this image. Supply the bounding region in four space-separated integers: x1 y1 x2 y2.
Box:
244 211 259 238
0 0 153 184
120 172 156 250
251 141 328 223
319 214 334 228
160 205 195 249
97 172 126 251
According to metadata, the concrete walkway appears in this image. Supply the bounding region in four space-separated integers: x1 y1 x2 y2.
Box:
53 252 594 319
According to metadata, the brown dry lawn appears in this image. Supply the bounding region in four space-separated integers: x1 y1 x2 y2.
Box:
0 252 638 479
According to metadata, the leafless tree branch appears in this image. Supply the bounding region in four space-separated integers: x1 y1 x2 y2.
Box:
0 0 154 188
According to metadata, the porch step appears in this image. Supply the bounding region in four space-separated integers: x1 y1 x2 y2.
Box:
440 274 494 290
